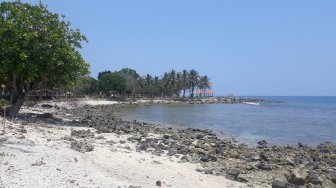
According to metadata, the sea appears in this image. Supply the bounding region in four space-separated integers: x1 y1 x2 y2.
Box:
116 96 336 146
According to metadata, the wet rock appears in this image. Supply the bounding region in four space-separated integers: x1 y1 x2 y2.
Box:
204 169 213 174
136 143 147 151
41 104 53 108
284 169 308 186
200 155 210 162
196 134 204 139
236 177 248 183
163 134 170 139
17 128 27 134
327 171 336 183
167 149 177 156
307 173 322 185
294 155 308 165
248 154 261 162
70 129 95 139
226 168 240 179
271 180 287 188
180 155 192 163
260 152 269 161
256 162 272 170
70 140 94 153
196 148 208 155
171 134 179 140
196 166 204 172
297 142 304 148
257 140 268 148
37 113 53 118
199 155 217 162
128 186 141 188
310 153 321 162
324 158 336 166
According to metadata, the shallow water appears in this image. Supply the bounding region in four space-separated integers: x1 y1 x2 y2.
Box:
116 96 336 146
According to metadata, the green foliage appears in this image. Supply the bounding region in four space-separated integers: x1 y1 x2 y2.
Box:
72 76 98 95
131 68 210 98
0 1 89 94
117 68 140 95
97 70 112 80
0 1 89 116
98 72 126 94
0 99 10 108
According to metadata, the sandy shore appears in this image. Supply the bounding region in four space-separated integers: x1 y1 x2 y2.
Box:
0 100 248 188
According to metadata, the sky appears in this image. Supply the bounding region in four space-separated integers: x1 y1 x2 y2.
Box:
14 0 336 96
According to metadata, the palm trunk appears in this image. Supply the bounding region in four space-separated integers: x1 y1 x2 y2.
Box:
191 86 195 98
182 88 186 98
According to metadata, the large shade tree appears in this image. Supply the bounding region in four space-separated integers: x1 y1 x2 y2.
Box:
98 72 126 95
0 1 89 117
117 68 140 97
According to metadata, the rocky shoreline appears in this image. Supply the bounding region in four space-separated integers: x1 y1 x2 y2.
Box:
113 97 270 105
2 100 336 187
50 101 336 187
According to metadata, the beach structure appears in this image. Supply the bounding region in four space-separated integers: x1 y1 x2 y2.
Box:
195 83 214 97
195 89 214 97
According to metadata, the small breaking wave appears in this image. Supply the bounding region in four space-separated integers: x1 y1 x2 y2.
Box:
243 102 260 106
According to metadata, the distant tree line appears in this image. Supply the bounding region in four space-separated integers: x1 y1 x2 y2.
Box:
72 68 212 98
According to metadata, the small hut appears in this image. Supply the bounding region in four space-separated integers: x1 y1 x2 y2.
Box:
195 89 214 97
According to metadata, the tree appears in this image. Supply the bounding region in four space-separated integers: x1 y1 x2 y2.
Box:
188 69 199 98
198 75 211 97
180 69 189 98
0 1 89 117
117 68 140 97
98 72 126 95
97 70 112 80
72 76 98 95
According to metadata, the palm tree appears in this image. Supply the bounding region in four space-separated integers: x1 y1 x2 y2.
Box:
198 75 211 97
162 70 178 97
174 72 182 97
162 72 170 97
181 70 189 98
145 74 153 97
188 69 199 98
153 76 161 96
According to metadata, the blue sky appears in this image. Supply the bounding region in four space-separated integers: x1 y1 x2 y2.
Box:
17 0 336 96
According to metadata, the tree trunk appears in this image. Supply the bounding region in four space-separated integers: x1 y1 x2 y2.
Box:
7 93 25 118
191 86 195 98
7 75 29 118
183 89 186 98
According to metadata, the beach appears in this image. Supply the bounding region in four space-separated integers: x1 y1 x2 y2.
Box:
0 99 248 188
0 99 335 188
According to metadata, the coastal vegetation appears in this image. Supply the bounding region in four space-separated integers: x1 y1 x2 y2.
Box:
76 68 212 99
0 1 211 116
0 1 89 117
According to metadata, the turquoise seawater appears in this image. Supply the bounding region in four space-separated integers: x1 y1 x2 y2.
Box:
117 97 336 146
